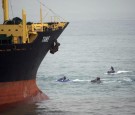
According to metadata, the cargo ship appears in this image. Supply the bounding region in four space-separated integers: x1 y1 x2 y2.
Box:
0 0 68 107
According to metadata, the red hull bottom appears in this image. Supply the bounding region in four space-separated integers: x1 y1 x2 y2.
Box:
0 80 49 108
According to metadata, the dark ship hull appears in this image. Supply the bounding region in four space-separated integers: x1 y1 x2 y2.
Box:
0 23 69 106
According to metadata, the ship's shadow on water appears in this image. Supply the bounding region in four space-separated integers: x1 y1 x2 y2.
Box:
0 103 38 115
1 102 87 115
0 102 60 115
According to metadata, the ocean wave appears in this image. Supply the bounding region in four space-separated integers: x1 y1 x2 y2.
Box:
122 77 133 82
104 70 132 75
117 70 131 74
58 77 134 84
72 79 91 82
102 77 133 84
102 80 116 84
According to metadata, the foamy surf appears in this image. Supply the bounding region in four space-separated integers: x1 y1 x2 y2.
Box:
117 71 131 74
104 70 132 75
102 77 133 84
72 79 91 82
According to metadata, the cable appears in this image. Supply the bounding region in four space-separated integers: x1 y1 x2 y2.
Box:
35 0 67 22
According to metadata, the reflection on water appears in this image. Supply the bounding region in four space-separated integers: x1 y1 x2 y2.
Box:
1 103 38 115
1 101 80 115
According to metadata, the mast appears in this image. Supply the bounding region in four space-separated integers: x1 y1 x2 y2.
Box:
2 0 9 21
40 0 43 31
22 9 27 43
40 3 43 24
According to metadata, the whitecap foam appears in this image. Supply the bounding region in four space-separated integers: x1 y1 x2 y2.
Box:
72 79 90 82
116 70 131 74
103 77 133 84
104 72 117 75
104 70 132 75
103 80 116 84
122 77 132 82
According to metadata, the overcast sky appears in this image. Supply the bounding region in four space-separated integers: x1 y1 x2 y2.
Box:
0 0 135 23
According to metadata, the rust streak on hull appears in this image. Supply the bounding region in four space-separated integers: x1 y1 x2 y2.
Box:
0 80 49 106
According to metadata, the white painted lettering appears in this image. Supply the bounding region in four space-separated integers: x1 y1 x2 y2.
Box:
42 36 50 42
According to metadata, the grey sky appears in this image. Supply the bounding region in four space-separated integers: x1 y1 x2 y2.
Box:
0 0 135 23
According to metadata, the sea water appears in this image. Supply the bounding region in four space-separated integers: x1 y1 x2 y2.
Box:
1 20 135 115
